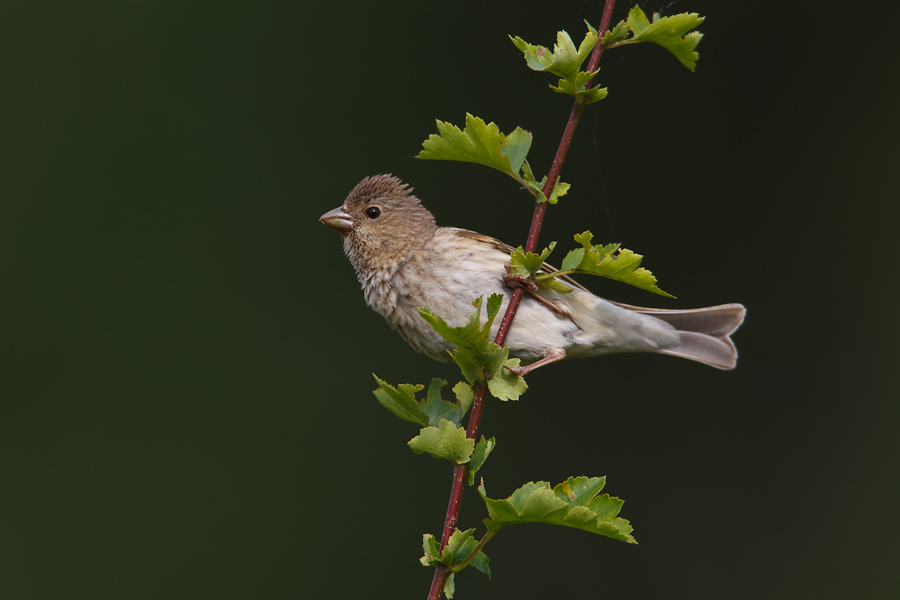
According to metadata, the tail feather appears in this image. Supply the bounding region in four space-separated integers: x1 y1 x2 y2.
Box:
618 302 746 370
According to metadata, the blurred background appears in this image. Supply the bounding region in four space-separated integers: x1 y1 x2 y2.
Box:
2 0 898 598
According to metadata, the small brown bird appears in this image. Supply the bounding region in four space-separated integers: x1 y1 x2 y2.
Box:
320 174 745 374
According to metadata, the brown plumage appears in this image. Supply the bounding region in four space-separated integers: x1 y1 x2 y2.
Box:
321 174 745 373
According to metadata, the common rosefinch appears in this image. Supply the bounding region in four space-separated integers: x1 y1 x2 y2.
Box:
320 174 745 374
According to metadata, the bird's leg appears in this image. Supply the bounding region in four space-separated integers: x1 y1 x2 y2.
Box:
505 347 566 376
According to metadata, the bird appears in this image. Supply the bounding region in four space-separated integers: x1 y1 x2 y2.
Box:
320 174 745 375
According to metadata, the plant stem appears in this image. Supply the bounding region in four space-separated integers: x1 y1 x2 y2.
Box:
427 3 617 597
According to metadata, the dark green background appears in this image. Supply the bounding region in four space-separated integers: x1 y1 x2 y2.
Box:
2 1 898 598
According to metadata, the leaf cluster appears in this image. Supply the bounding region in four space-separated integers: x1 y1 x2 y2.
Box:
510 24 607 104
602 6 704 70
421 529 491 596
418 475 634 598
419 295 527 402
373 376 474 428
509 231 673 297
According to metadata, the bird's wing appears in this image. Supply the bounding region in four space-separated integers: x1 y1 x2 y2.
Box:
451 228 589 292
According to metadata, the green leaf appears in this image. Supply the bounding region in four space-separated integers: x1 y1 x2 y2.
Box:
419 296 492 351
539 276 574 294
467 436 496 486
418 113 533 183
372 376 428 426
443 573 456 599
553 475 607 506
605 6 705 71
476 344 509 379
478 476 636 543
469 550 491 578
421 295 527 400
627 5 651 35
443 528 478 564
443 529 491 578
486 358 528 401
601 20 630 45
499 127 532 175
550 70 607 105
421 528 491 581
420 378 463 427
546 179 571 204
485 293 503 324
510 28 597 80
420 533 442 566
511 25 606 104
520 162 572 204
560 246 585 272
408 419 475 464
447 346 482 384
453 381 475 418
543 230 674 298
509 243 556 278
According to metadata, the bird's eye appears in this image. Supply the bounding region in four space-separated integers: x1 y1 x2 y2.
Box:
365 206 382 219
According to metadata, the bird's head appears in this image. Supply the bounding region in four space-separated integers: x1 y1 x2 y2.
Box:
320 174 437 274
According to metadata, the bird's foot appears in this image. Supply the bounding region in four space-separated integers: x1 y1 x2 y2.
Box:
503 269 570 319
505 348 566 376
502 271 538 292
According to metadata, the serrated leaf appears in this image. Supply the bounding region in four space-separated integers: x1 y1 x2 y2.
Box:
546 179 571 204
604 6 704 71
589 493 626 522
550 70 607 105
627 5 651 35
444 573 455 599
418 113 533 182
509 242 556 278
443 528 478 564
419 305 483 351
419 296 498 352
469 551 491 578
421 295 517 385
449 346 483 384
421 533 443 566
408 419 475 464
601 20 630 45
541 230 674 298
486 358 528 401
520 162 573 204
420 378 463 427
485 293 503 324
479 476 636 543
467 436 496 486
630 8 704 70
553 475 606 505
510 28 597 80
476 343 508 379
499 127 532 175
372 376 428 425
560 247 585 272
579 84 609 105
511 26 605 103
453 381 475 418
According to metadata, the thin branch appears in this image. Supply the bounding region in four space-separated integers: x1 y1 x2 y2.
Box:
427 2 617 597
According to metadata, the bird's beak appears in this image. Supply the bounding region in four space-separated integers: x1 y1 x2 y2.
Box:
319 207 354 234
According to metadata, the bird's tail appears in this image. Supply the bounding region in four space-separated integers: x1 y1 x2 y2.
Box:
616 301 746 370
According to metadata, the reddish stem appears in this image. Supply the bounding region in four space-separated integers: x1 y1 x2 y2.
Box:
427 3 617 598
